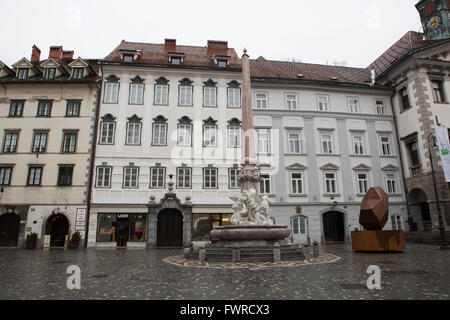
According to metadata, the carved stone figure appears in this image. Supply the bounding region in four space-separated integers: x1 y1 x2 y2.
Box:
230 188 274 226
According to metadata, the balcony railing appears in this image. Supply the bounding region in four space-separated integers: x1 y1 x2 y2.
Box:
410 165 423 176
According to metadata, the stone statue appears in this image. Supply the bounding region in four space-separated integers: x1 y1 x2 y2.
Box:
230 188 274 226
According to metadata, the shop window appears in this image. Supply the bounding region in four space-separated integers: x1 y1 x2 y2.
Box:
192 213 232 241
129 215 147 242
97 214 117 242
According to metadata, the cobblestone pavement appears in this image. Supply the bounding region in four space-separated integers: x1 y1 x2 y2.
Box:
0 243 448 300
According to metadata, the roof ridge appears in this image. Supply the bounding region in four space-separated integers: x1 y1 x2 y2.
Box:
250 58 368 71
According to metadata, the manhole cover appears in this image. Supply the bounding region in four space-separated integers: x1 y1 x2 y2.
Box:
338 283 367 290
90 274 110 278
385 270 430 275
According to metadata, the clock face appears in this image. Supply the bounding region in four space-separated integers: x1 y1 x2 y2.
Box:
427 15 441 30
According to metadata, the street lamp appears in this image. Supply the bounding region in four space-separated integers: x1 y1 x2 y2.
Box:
428 130 448 250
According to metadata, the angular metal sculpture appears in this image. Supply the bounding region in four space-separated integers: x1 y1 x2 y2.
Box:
359 187 389 230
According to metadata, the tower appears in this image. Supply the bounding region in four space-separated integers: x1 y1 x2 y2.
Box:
416 0 450 40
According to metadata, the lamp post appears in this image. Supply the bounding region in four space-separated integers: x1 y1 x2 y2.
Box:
428 130 448 250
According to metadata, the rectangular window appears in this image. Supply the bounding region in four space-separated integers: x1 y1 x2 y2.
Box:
348 97 360 113
386 173 397 194
357 173 369 194
72 68 84 79
293 217 307 235
62 132 77 153
286 94 298 110
203 87 217 107
400 87 411 111
203 168 218 189
123 55 134 63
58 166 74 186
96 166 112 188
260 174 271 194
32 131 48 153
325 173 337 194
123 167 139 189
203 125 217 147
407 140 420 167
229 168 240 189
431 80 445 103
228 126 241 148
288 132 301 154
37 100 52 117
99 122 115 145
27 166 42 186
352 135 365 155
126 122 141 145
66 100 81 116
391 215 403 231
44 68 56 80
155 85 169 105
228 88 241 108
152 123 167 146
0 167 12 186
97 214 116 242
317 95 329 111
291 172 304 194
17 68 29 80
3 132 19 153
104 82 119 104
179 85 193 106
375 100 385 115
9 100 25 117
177 167 192 189
380 136 392 156
150 167 166 189
255 93 268 109
218 60 227 68
257 129 270 154
177 124 192 146
129 83 144 105
171 57 181 65
321 134 333 154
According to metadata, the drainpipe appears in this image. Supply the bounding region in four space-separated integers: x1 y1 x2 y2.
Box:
84 74 102 248
390 92 411 230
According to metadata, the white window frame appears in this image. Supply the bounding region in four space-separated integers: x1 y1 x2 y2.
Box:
292 216 307 235
152 123 167 146
357 172 369 194
203 168 218 189
380 135 393 156
32 131 48 153
320 133 334 154
375 99 385 115
285 93 298 110
228 126 241 148
229 168 240 189
17 68 29 80
255 92 268 109
104 82 119 104
203 87 217 107
177 167 192 189
290 172 304 195
317 95 330 111
257 129 271 154
129 83 144 105
227 87 241 108
347 97 360 114
44 67 56 80
288 131 302 154
260 174 271 194
385 172 398 194
154 84 169 105
177 124 192 147
123 167 139 189
391 215 404 231
99 121 115 145
95 166 112 188
179 85 193 106
3 132 19 153
0 167 12 186
203 125 217 147
352 134 365 155
150 167 166 189
126 122 141 145
324 172 338 194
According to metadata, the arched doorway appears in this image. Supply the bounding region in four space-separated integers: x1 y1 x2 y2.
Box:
408 189 432 232
0 213 20 247
45 213 69 247
322 211 345 242
157 209 183 247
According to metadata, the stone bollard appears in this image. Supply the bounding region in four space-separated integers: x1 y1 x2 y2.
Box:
273 242 281 262
199 248 206 262
184 247 191 259
302 241 310 261
313 241 320 258
232 249 241 263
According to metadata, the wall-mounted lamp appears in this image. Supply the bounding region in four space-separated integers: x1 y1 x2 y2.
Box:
0 187 4 193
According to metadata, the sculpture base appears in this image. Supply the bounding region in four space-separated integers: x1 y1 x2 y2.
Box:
210 225 290 245
351 230 406 252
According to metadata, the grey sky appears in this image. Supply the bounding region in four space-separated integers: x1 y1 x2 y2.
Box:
0 0 422 68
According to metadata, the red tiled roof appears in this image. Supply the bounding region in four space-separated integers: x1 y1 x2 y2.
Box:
368 31 449 80
103 40 242 69
250 59 372 85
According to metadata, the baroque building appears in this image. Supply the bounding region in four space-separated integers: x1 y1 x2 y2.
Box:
0 46 100 248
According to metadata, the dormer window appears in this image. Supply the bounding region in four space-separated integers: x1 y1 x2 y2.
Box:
123 55 134 63
17 68 29 80
168 52 185 65
72 67 84 79
171 57 181 65
44 68 56 80
218 60 227 68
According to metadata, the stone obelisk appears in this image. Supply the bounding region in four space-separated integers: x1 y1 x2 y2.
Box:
240 49 261 195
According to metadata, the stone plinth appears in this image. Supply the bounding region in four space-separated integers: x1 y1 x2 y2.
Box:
351 230 406 252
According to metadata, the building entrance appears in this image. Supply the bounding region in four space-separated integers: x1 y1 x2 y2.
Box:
323 211 345 242
157 209 183 247
0 213 20 247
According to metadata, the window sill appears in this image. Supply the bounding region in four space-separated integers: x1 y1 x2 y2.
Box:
289 194 308 198
350 154 371 158
323 194 341 198
317 154 341 157
284 153 307 156
387 193 403 197
380 155 397 158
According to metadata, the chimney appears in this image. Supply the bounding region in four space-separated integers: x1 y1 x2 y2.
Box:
62 50 74 60
49 46 63 62
31 45 41 63
207 40 228 50
165 39 176 48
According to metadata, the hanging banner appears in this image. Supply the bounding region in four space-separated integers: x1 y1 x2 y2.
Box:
435 125 450 182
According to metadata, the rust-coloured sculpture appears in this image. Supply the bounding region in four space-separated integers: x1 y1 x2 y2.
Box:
359 187 389 230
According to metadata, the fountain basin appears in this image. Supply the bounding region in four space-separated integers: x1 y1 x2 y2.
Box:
210 225 290 247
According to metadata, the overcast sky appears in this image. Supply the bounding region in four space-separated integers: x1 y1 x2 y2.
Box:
0 0 422 68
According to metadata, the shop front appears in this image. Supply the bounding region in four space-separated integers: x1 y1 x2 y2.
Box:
192 213 232 243
96 213 147 248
